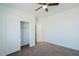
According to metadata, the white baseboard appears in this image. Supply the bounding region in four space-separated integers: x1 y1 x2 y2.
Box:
45 40 79 51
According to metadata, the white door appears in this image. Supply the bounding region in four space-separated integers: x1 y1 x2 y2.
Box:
37 24 43 42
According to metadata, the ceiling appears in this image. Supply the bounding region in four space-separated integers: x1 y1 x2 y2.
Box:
1 3 79 18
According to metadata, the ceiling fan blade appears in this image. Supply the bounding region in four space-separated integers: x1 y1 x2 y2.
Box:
35 6 42 11
45 8 48 12
48 3 59 6
38 3 47 5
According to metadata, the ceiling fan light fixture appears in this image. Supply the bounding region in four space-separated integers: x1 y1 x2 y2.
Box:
35 3 59 12
42 5 48 9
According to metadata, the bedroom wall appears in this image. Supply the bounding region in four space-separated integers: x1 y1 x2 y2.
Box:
0 5 35 55
38 7 79 51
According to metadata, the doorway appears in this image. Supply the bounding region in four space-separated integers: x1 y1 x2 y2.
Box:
20 21 29 49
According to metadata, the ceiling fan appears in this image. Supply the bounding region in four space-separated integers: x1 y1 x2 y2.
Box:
35 3 59 12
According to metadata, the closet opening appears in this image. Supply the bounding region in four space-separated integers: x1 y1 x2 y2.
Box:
20 21 29 49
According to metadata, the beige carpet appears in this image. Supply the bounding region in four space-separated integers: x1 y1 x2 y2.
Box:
8 42 79 56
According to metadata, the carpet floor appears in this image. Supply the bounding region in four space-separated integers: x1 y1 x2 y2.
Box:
8 42 79 56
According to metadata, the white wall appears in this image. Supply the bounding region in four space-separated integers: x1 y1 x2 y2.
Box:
0 5 35 55
39 7 79 51
0 6 6 55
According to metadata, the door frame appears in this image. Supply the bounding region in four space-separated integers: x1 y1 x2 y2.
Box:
20 21 30 48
